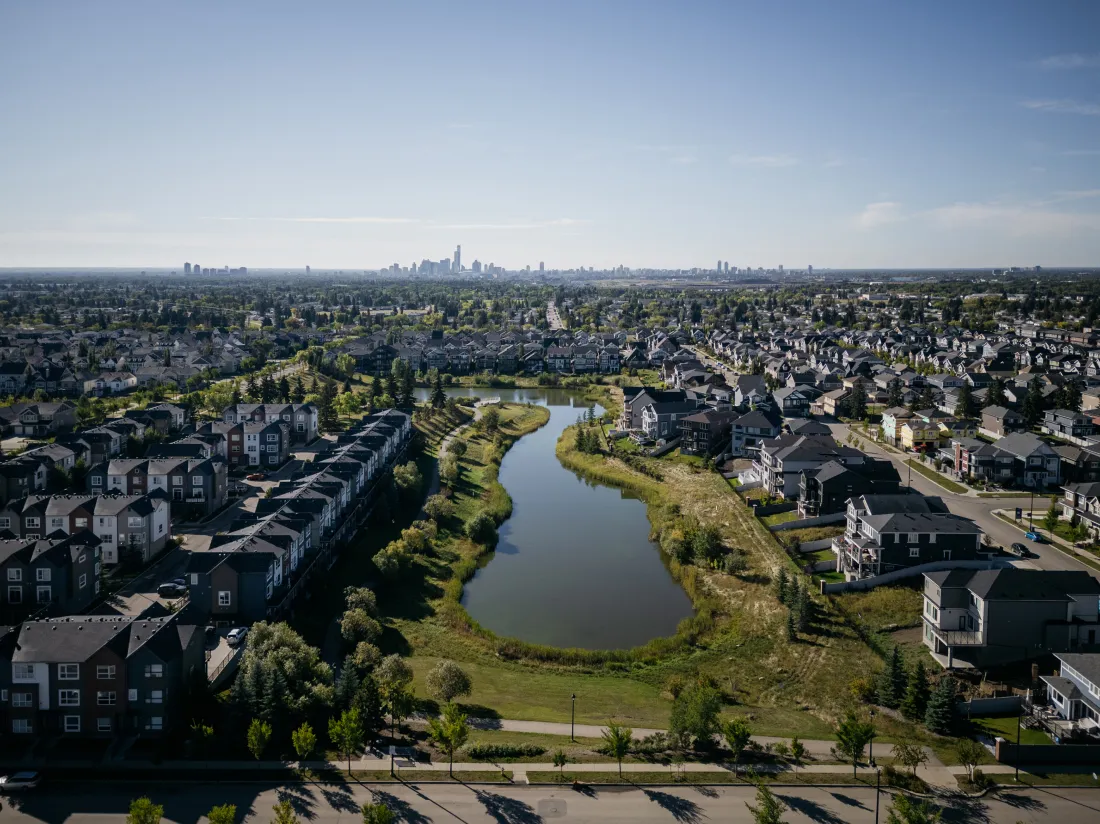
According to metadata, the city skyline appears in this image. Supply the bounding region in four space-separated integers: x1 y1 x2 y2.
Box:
2 1 1100 269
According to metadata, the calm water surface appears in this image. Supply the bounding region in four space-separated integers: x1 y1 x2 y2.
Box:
416 386 693 649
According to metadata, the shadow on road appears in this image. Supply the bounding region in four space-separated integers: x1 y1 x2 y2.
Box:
473 788 543 824
642 788 704 824
779 793 848 824
371 789 432 824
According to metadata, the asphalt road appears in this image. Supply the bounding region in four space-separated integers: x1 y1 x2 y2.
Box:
2 780 1097 824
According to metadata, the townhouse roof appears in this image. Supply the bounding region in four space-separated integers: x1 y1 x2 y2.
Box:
926 568 1100 601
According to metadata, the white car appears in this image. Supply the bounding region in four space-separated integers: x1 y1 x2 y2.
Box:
226 627 249 646
0 772 41 791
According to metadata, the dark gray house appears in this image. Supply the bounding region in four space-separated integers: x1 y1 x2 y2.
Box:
922 568 1100 669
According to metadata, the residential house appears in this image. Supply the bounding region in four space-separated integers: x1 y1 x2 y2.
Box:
754 434 866 499
4 613 204 738
1043 409 1096 441
679 410 737 457
922 569 1100 669
798 458 901 518
0 533 102 621
1042 653 1100 738
222 403 318 444
980 406 1026 438
0 402 77 437
992 433 1062 488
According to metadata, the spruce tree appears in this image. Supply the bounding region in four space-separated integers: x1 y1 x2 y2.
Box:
774 568 788 604
924 676 956 735
786 611 797 642
793 584 811 632
877 647 905 709
901 659 931 721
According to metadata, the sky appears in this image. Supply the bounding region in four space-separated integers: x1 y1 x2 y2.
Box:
1 0 1099 270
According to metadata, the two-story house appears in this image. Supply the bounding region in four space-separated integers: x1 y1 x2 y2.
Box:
1043 408 1096 441
980 405 1026 439
798 458 901 518
0 534 101 621
1042 653 1100 736
922 568 1100 669
221 403 318 444
679 410 738 457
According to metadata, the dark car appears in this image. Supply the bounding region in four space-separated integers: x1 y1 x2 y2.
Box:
1010 542 1034 558
157 582 188 598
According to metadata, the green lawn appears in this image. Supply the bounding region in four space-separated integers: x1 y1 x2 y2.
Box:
761 510 798 528
905 460 968 494
832 585 923 632
969 715 1051 746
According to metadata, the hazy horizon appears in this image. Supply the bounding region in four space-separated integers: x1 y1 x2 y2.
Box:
2 1 1099 269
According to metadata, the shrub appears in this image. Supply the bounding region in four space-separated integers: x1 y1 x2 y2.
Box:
465 743 546 759
466 510 498 545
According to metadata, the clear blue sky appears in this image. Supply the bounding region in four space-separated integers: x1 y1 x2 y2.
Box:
2 1 1099 270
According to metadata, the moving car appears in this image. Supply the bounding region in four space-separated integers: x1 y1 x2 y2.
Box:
1010 542 1034 558
227 627 249 646
157 581 187 598
1024 531 1045 543
246 472 266 481
0 772 41 791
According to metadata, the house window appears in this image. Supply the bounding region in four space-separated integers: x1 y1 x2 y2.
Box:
909 547 920 558
91 476 103 486
172 476 183 485
25 518 39 528
0 518 9 529
12 692 32 707
218 590 231 607
12 719 32 734
63 715 80 733
13 663 34 680
98 717 112 732
97 665 116 680
79 574 87 589
50 517 64 530
128 517 144 528
149 690 163 704
266 434 278 442
58 664 80 680
7 569 21 582
128 689 138 702
75 517 88 528
36 585 51 603
145 664 163 678
101 534 113 543
58 689 80 707
148 716 163 731
907 533 919 543
97 691 116 706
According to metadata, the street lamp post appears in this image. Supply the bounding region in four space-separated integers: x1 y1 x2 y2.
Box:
1028 489 1035 533
868 708 876 767
571 693 576 742
874 767 881 824
1015 711 1022 782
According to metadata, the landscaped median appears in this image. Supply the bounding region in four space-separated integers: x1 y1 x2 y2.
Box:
904 459 969 494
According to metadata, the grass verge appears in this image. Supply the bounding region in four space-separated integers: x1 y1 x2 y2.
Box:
904 460 968 494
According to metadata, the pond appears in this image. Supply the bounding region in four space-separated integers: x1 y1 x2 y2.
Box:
415 386 694 649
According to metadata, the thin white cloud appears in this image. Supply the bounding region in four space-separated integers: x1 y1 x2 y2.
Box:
447 122 475 129
855 201 905 229
201 216 419 224
729 154 799 168
926 201 1100 235
1048 189 1100 202
433 219 586 230
1021 99 1100 116
1038 53 1100 69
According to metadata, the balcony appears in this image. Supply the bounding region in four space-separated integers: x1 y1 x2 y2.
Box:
927 625 985 646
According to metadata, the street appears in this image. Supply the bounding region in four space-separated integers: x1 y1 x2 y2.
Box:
1 779 1098 823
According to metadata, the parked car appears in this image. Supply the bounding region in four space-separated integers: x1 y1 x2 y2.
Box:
227 627 249 646
0 772 41 791
246 472 266 481
228 482 250 496
157 582 187 598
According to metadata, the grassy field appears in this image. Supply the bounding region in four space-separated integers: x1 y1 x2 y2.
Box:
905 460 968 494
832 585 923 632
777 525 845 548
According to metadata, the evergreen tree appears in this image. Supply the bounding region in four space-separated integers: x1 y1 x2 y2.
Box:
887 379 904 409
954 382 974 418
1058 380 1082 412
290 374 305 403
877 647 905 709
786 611 797 642
924 677 956 734
334 656 361 710
793 584 811 632
386 361 400 399
318 381 338 432
278 376 290 402
430 374 446 409
849 381 868 420
985 377 1006 408
400 367 415 408
369 376 381 411
901 659 931 721
774 568 788 604
1022 378 1045 425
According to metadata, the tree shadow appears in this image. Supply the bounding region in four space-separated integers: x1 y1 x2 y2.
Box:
642 789 705 824
997 791 1047 813
692 784 719 799
940 797 991 824
778 794 849 824
318 783 362 815
473 789 544 824
829 792 869 810
276 784 319 821
371 790 432 824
